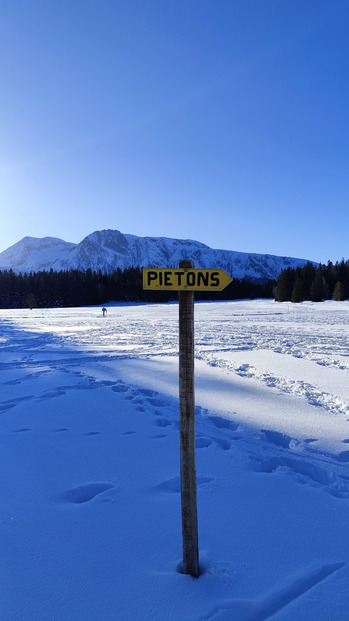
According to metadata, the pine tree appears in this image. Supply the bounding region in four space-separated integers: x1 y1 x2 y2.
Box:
310 270 324 302
332 281 346 301
275 268 295 301
291 275 305 303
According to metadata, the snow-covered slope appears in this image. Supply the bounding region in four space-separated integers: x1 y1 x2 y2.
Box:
0 236 77 273
0 229 314 280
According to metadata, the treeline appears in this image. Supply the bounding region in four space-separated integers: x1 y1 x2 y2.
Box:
275 260 349 302
0 267 275 308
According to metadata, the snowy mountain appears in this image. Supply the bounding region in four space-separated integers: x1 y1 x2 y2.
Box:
0 229 314 281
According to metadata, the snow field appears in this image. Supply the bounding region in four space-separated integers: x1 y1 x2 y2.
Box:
0 300 348 620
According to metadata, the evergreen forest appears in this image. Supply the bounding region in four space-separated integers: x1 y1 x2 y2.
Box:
275 260 349 302
1 259 348 309
0 267 275 309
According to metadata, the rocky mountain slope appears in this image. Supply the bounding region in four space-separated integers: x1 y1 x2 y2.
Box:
0 229 314 281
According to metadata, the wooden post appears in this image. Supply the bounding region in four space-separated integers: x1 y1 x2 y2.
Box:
178 260 199 578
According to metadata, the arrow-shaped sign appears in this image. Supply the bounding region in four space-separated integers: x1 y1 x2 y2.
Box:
143 268 232 291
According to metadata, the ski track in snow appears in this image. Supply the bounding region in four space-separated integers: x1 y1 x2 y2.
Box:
1 300 349 620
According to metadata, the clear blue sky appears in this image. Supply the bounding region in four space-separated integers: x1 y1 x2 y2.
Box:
1 0 348 264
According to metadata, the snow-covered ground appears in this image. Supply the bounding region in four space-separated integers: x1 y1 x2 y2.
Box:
0 299 348 620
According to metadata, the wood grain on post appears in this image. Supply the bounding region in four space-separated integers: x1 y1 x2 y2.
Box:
178 260 199 578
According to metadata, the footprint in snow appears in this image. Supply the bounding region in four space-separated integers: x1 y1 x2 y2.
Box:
62 482 116 504
138 388 159 398
36 389 66 401
196 435 232 451
213 436 232 450
13 428 31 433
336 451 349 463
0 396 33 412
196 436 213 449
111 383 129 394
208 416 238 432
261 429 297 449
155 417 173 428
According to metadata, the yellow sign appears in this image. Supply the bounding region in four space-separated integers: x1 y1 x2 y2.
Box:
143 268 232 291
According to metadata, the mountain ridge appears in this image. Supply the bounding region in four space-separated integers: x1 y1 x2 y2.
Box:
0 229 315 281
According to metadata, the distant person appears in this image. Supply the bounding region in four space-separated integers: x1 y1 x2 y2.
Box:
102 307 107 317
